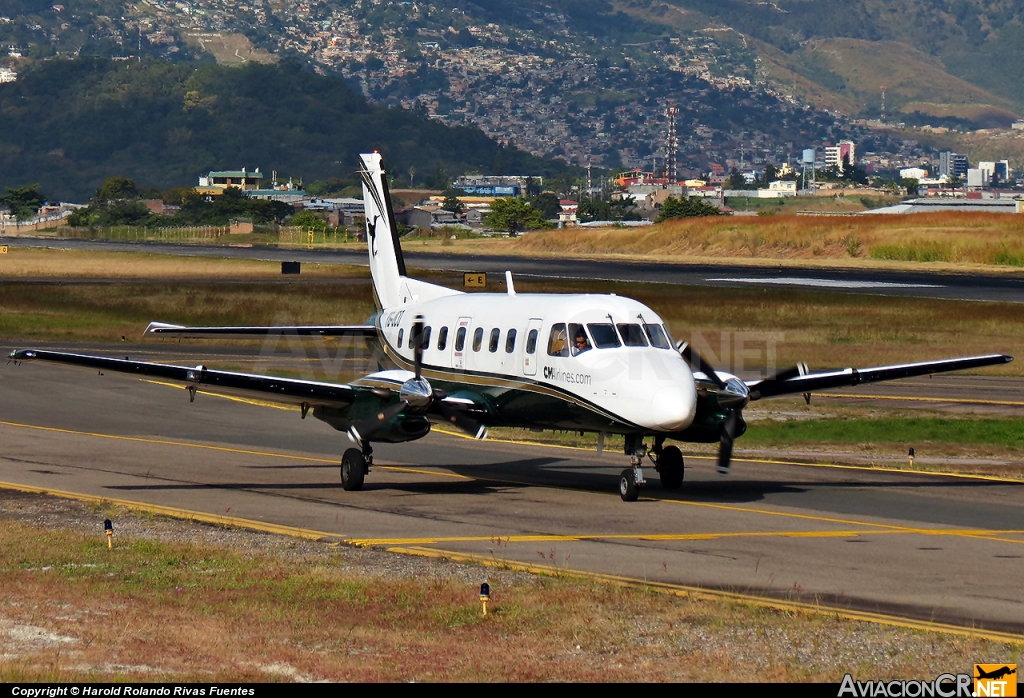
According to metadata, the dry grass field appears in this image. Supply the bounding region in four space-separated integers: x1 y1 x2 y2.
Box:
510 212 1024 267
0 492 1017 682
2 248 1021 374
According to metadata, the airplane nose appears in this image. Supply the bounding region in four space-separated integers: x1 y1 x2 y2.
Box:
650 385 696 431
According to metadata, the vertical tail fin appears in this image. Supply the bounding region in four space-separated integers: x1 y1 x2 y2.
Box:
359 152 407 309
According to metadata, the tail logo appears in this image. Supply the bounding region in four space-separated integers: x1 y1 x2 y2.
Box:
367 215 379 258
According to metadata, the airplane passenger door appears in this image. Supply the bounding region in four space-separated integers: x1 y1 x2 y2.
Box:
523 318 543 376
453 317 471 371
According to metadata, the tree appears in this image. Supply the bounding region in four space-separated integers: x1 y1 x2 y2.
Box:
0 184 46 220
576 197 612 223
484 197 549 236
96 176 139 202
900 178 920 196
441 187 466 214
530 192 562 219
287 210 329 232
656 196 724 222
727 168 746 190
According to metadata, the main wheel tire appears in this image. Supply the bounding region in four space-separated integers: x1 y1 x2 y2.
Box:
619 468 639 502
341 448 366 491
659 445 684 490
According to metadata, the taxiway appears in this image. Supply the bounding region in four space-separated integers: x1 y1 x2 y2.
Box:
1 350 1022 636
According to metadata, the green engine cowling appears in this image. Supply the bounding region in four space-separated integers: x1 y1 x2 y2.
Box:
313 405 430 443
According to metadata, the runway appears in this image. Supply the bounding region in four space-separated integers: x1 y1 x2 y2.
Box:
7 236 1024 303
2 349 1023 636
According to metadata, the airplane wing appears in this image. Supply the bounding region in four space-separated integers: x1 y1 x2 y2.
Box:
145 321 379 338
8 349 357 408
746 354 1012 401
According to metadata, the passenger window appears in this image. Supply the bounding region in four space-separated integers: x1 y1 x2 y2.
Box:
422 326 432 350
438 326 449 351
505 328 517 353
643 323 671 349
617 323 648 347
455 327 466 352
587 323 621 349
526 329 538 354
473 327 483 352
547 323 569 357
397 328 404 348
488 328 500 353
569 323 591 356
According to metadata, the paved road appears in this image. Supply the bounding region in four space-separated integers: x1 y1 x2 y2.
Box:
2 350 1022 634
7 236 1024 303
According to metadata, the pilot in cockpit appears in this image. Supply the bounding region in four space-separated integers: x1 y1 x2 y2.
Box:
572 327 592 356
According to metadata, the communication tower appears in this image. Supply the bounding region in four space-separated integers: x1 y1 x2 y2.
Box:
880 86 886 125
666 101 679 182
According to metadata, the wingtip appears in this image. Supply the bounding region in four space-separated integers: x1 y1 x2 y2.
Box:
145 321 185 335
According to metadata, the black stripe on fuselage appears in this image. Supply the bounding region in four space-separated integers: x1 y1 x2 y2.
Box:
375 332 645 432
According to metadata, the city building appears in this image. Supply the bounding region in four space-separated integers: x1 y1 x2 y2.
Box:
824 140 856 172
938 152 969 179
198 168 264 192
0 67 16 83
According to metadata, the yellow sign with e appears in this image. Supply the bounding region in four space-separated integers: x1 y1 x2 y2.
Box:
464 272 486 288
0 245 8 254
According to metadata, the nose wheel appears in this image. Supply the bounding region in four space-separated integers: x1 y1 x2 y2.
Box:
619 468 640 501
619 434 648 501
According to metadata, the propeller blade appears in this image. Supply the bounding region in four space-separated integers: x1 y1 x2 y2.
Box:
749 362 808 401
438 402 488 440
411 315 425 381
347 401 407 443
717 411 740 475
679 342 727 390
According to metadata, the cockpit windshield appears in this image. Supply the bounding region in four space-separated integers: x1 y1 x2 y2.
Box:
586 323 621 349
643 323 672 349
616 323 648 347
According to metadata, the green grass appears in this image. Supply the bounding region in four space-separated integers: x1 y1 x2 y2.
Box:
744 418 1024 449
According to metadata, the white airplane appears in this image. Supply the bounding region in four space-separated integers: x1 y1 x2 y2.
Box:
9 153 1013 500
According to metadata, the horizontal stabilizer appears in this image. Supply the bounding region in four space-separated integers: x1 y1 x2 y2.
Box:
747 354 1012 400
145 321 378 338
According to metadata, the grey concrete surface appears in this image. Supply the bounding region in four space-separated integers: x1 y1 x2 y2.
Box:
7 236 1024 302
1 350 1022 633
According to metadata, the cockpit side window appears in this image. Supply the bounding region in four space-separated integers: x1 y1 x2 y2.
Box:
643 323 671 349
397 328 404 348
616 323 649 347
568 323 591 356
587 323 621 349
546 323 569 357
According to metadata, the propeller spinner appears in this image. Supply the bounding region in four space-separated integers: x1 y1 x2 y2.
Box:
348 316 488 443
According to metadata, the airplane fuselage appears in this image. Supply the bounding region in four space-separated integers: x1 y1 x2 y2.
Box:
362 290 702 437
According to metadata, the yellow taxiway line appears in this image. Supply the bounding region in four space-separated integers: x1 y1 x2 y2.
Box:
385 545 1024 645
0 473 1019 644
346 527 1024 547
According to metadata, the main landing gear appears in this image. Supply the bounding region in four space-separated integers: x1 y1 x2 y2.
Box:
619 435 685 501
341 441 373 491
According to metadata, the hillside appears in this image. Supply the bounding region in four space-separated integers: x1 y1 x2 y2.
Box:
639 0 1024 124
0 58 567 202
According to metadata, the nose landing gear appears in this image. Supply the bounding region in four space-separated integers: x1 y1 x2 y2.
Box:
619 436 685 501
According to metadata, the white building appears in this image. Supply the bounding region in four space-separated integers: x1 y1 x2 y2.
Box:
0 67 16 83
899 167 928 180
